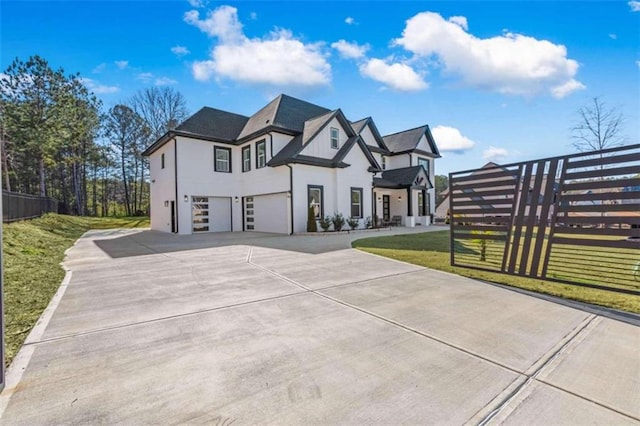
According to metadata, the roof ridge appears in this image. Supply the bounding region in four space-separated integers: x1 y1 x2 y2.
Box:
382 124 427 139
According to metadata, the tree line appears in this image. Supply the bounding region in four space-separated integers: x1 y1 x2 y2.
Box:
0 55 188 216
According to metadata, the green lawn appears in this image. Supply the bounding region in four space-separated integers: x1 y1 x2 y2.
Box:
2 214 149 367
352 230 640 314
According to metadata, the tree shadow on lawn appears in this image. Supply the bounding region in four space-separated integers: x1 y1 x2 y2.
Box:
351 231 478 255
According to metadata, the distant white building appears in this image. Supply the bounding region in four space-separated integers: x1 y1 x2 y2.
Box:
142 94 440 234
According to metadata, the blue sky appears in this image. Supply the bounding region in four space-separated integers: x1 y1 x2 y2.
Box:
2 1 639 175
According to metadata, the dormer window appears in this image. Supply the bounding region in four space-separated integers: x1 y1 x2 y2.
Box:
381 156 386 170
330 127 339 149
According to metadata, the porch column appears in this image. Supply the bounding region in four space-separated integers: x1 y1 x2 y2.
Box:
407 188 413 216
421 189 427 216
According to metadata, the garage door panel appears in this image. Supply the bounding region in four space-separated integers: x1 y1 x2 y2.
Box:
246 194 288 234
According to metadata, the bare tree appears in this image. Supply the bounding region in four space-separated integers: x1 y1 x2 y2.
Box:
129 87 188 140
572 97 626 153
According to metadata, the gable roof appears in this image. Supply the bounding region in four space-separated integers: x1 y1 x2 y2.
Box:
351 116 389 152
382 125 441 157
373 165 433 189
175 107 249 141
237 94 331 140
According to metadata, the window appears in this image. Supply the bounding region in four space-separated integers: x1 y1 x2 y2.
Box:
308 185 323 219
330 127 339 149
418 192 424 216
242 146 251 172
381 156 386 170
350 187 363 218
256 140 266 168
418 157 429 175
214 146 231 172
161 153 165 169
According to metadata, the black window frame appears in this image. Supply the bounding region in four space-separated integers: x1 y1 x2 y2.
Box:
256 140 266 169
417 157 430 175
214 146 232 173
307 185 324 220
161 153 165 169
381 156 386 170
242 145 251 172
350 187 363 219
330 127 339 149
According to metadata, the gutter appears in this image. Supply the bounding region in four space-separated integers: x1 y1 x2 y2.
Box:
174 138 179 233
286 164 294 235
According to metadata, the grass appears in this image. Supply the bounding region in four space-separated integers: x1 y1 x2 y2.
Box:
352 230 640 314
2 214 149 367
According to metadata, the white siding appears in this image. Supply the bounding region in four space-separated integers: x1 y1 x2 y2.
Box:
299 117 350 159
359 124 377 147
149 139 176 232
271 132 294 157
386 153 411 169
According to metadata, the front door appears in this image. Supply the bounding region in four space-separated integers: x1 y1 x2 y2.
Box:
382 195 390 221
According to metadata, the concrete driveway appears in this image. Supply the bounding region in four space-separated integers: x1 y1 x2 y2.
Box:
1 228 638 425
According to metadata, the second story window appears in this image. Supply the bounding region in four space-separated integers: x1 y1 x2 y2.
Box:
214 146 231 173
242 145 251 172
256 140 266 168
330 127 339 149
381 156 386 170
161 153 165 169
418 157 429 175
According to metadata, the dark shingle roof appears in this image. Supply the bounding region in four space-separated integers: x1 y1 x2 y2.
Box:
350 118 369 134
176 107 249 141
238 94 330 139
382 125 440 157
373 166 433 189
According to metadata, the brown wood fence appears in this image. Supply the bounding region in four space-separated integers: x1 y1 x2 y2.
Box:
2 190 59 223
449 144 640 294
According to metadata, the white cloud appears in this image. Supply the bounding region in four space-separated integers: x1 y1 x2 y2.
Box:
394 12 585 98
136 72 154 83
171 45 190 56
609 33 617 40
629 1 640 11
188 0 204 7
331 40 369 59
431 125 475 152
80 78 119 94
92 63 106 74
155 77 178 86
186 5 331 87
115 60 129 70
483 146 509 161
448 16 468 30
345 17 356 25
359 58 428 91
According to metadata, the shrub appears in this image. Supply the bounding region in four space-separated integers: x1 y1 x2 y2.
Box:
319 216 332 232
347 217 359 230
307 206 317 232
365 216 372 229
332 212 346 231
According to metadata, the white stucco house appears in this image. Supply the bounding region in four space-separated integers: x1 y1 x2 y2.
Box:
142 94 441 235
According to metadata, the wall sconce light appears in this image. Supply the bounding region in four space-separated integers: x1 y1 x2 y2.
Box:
377 197 382 201
184 195 189 202
286 192 291 199
164 200 169 207
398 196 402 201
234 196 239 203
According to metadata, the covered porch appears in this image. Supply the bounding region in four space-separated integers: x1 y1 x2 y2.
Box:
373 166 433 228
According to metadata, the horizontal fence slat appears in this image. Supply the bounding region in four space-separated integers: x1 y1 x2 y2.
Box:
454 225 510 232
452 198 513 207
451 188 517 198
451 208 513 215
552 236 640 249
452 179 517 190
558 203 640 213
453 233 507 241
554 226 640 237
567 151 640 169
561 191 640 203
562 177 640 192
451 169 519 184
555 215 640 224
452 216 512 224
564 165 640 180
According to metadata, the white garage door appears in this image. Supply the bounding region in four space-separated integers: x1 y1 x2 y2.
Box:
245 193 289 234
192 196 231 233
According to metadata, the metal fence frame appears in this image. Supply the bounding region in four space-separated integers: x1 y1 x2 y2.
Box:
2 190 59 223
449 144 640 294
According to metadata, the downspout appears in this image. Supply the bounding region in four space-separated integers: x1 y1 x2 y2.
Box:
286 164 294 235
174 138 179 234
